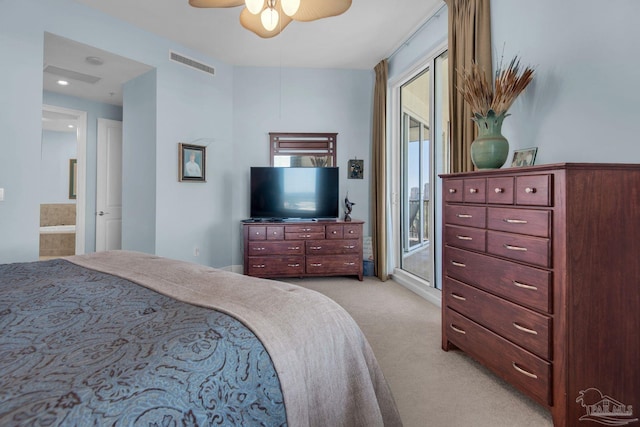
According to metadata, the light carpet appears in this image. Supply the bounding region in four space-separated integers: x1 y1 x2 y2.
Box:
282 276 554 427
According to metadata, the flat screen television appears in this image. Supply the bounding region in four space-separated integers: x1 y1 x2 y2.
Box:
250 167 339 220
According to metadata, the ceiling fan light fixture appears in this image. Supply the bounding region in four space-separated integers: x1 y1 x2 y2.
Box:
261 7 279 31
245 0 264 15
281 0 300 17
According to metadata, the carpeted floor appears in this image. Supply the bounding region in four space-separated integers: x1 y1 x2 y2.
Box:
282 276 554 427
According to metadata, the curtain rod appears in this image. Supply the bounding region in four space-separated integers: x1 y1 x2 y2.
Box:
387 2 447 61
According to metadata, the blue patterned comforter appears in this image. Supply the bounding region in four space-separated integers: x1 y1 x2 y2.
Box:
0 259 286 426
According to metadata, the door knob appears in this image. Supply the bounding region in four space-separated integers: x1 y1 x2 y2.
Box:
97 211 110 216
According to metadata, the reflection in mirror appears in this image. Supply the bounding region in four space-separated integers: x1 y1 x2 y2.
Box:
273 154 333 167
270 133 337 167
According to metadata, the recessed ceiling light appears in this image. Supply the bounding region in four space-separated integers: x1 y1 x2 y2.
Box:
68 124 75 129
57 80 69 86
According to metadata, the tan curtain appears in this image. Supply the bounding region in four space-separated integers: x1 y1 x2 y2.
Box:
371 59 388 281
445 0 492 172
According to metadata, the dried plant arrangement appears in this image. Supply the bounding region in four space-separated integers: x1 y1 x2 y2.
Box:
457 55 535 118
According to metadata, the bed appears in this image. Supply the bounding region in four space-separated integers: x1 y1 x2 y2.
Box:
0 250 402 426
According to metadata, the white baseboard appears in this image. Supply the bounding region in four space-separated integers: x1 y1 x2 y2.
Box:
391 270 442 308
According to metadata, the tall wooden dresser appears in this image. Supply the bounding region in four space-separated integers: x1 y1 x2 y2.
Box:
440 163 639 427
243 220 363 280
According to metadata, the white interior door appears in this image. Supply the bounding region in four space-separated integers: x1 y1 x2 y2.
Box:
96 118 123 252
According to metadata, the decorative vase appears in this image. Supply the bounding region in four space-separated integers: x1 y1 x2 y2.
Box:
470 110 509 169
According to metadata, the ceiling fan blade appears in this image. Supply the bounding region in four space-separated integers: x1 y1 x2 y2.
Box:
188 0 244 8
292 0 352 22
240 8 293 38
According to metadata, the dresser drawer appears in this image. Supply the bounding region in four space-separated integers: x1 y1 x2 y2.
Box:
445 309 551 406
445 205 486 228
325 224 344 239
266 226 284 240
285 224 325 234
487 176 514 204
306 240 361 255
487 207 551 238
306 255 360 274
444 225 486 252
444 246 551 313
247 226 267 241
343 224 361 239
445 278 551 360
246 256 304 276
444 179 463 202
463 178 486 203
285 231 325 240
248 241 303 256
516 174 552 206
487 230 551 267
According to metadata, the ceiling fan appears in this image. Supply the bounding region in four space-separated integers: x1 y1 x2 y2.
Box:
189 0 352 38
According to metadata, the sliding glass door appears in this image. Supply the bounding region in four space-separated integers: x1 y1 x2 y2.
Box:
397 50 448 287
400 69 431 281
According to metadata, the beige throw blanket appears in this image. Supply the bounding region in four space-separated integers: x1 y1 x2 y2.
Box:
67 251 402 427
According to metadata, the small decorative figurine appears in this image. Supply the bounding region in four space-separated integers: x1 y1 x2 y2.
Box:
344 195 355 222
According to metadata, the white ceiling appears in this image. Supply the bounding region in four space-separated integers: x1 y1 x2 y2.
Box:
43 33 154 107
71 0 445 69
43 0 444 129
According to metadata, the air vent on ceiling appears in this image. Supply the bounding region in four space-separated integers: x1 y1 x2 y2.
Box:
43 65 101 84
170 51 215 76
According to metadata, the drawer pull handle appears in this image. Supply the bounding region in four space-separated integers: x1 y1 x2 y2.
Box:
332 230 337 234
301 228 311 231
525 187 537 194
252 264 266 268
451 293 466 301
310 246 322 250
310 263 322 267
288 246 300 250
344 245 356 249
456 214 473 218
457 235 473 241
503 218 528 224
504 244 527 252
494 188 504 193
469 188 478 194
512 362 538 379
450 324 466 334
451 261 466 268
513 281 538 291
448 188 457 193
302 234 311 238
513 322 538 335
348 230 355 234
287 263 300 268
344 262 356 266
253 247 265 251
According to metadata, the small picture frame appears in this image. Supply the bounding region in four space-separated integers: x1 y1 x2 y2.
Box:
348 159 363 179
179 143 206 182
511 147 538 167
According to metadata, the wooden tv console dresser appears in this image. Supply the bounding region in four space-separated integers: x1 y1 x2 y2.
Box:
440 163 639 427
243 219 363 280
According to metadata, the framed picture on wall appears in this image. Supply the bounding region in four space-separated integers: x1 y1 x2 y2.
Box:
69 158 77 199
178 143 206 182
511 147 538 167
348 159 363 179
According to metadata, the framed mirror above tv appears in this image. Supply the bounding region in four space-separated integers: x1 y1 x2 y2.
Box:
270 132 337 167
